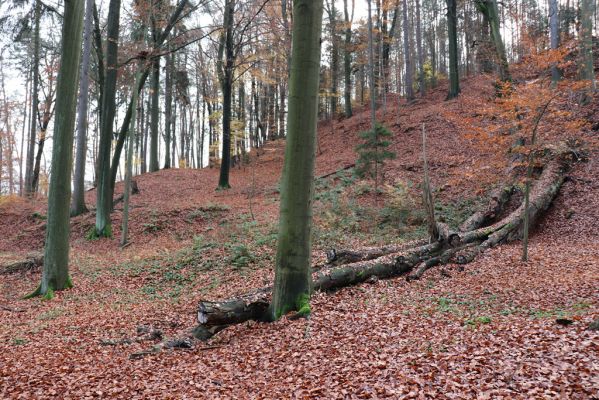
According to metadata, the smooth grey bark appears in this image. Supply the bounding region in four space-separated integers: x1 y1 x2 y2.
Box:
121 69 141 247
579 0 595 90
446 0 460 99
95 0 122 237
149 18 160 173
367 0 376 129
26 0 84 299
415 0 425 96
549 0 561 84
24 0 41 197
164 48 173 169
402 0 414 101
70 0 94 217
327 0 339 116
268 0 324 320
342 0 353 117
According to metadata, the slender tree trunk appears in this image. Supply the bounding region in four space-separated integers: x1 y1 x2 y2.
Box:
121 69 141 247
343 0 353 117
217 0 234 189
164 48 173 169
71 0 94 216
26 0 84 299
24 0 41 197
95 0 122 237
328 0 339 116
416 0 425 96
402 0 414 101
446 0 460 99
579 0 595 90
549 0 561 85
149 53 160 172
367 0 377 129
269 0 324 321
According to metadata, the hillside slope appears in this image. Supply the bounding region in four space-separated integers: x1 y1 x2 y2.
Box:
1 75 598 398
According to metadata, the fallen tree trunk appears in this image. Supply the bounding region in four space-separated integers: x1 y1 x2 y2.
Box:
460 185 514 232
193 148 572 340
0 253 44 275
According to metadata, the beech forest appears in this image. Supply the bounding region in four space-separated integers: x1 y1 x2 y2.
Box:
0 0 598 397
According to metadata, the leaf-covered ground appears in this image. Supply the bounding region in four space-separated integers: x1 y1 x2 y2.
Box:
1 75 598 399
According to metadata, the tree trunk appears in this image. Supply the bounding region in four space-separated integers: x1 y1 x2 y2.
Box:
164 49 173 169
402 0 414 101
217 0 234 190
475 0 511 83
95 0 122 237
268 0 324 321
70 0 94 217
328 0 339 116
121 69 141 247
415 0 425 96
24 0 41 197
579 0 595 90
549 0 561 85
343 0 353 117
149 42 160 173
367 0 377 129
446 0 460 99
26 0 84 299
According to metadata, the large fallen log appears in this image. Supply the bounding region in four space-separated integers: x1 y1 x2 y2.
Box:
193 148 572 340
459 185 515 232
0 253 44 275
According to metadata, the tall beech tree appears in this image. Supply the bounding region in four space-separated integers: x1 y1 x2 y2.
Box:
70 0 94 216
24 0 41 197
269 0 324 320
579 0 595 90
342 0 353 117
217 0 235 189
446 0 459 99
402 0 414 101
475 0 511 83
95 0 122 237
26 0 84 299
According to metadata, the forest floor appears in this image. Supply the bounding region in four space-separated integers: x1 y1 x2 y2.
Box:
1 73 598 398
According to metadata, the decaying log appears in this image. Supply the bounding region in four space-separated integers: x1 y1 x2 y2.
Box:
193 148 572 340
195 242 444 339
0 253 44 275
460 185 514 232
325 239 429 265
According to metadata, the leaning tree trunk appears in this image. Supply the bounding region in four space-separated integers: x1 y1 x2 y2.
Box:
194 146 572 339
26 0 84 299
70 0 94 217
